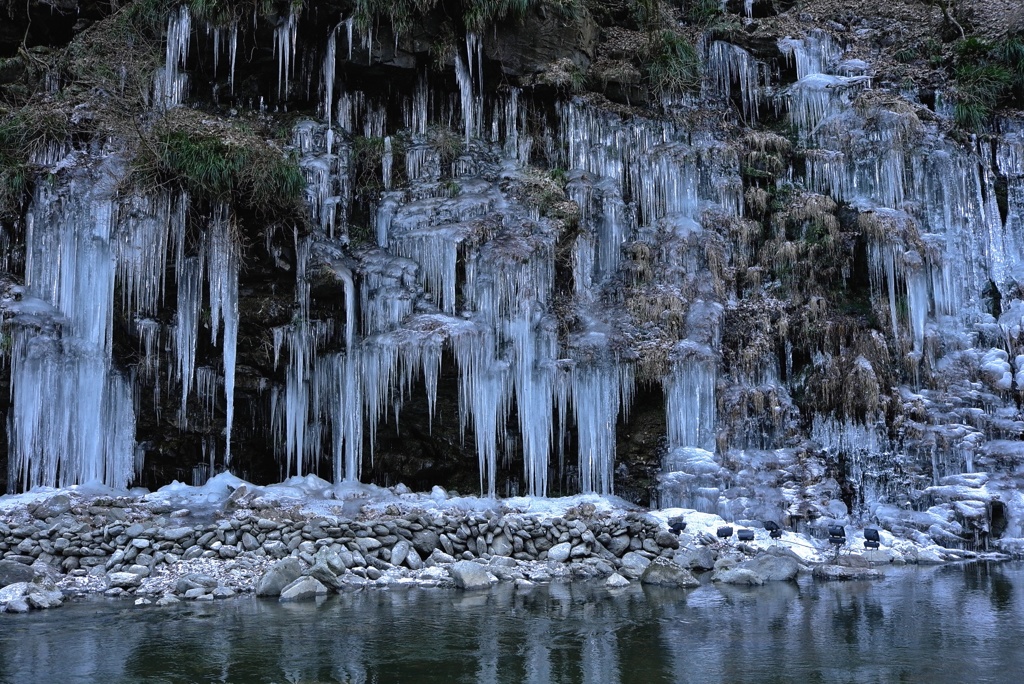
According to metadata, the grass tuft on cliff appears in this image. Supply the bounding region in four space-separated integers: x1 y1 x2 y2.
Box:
133 113 305 218
644 30 701 97
952 33 1024 131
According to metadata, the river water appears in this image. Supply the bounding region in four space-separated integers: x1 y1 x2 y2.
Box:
2 562 1022 683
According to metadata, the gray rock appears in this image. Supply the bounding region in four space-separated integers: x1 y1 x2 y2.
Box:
429 548 456 565
108 572 142 588
4 598 29 613
161 527 193 542
31 494 72 520
605 573 631 588
640 557 700 588
308 561 343 591
619 552 651 574
0 582 29 603
404 548 423 570
712 568 764 586
212 587 236 599
547 542 572 563
279 576 329 601
256 557 305 597
241 532 260 551
183 587 209 599
390 540 411 568
606 534 630 557
714 553 800 585
448 561 494 590
411 530 439 557
673 546 718 571
812 564 884 581
262 540 288 558
176 573 219 593
655 530 680 549
155 595 181 606
0 559 35 588
490 534 513 557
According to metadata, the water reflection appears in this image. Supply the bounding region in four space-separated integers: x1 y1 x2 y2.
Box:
1 563 1023 683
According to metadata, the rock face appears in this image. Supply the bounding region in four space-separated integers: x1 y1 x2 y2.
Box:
483 4 599 77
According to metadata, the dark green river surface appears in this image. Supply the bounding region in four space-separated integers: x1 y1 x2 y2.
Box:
2 562 1023 683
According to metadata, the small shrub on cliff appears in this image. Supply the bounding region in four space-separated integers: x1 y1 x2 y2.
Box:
644 30 701 97
134 115 305 217
951 33 1024 130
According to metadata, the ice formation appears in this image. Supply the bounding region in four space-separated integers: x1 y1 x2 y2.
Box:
3 3 1024 556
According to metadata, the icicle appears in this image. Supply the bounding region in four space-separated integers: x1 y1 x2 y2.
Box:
228 21 238 95
321 26 337 126
174 253 204 429
664 346 716 451
707 41 768 123
382 136 393 191
274 7 299 100
206 204 239 464
346 17 354 61
11 163 136 490
156 5 191 108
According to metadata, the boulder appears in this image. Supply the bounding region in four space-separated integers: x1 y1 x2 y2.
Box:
308 561 343 591
0 559 35 588
813 564 884 581
605 573 631 588
176 573 218 594
547 542 572 563
713 553 800 585
619 552 651 575
31 494 72 520
279 576 329 602
606 534 631 557
390 540 411 568
448 561 494 590
490 534 513 557
0 582 29 604
108 572 142 589
255 557 305 597
673 546 718 571
411 529 439 557
640 557 700 588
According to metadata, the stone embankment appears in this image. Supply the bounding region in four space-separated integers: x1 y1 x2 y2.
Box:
0 492 698 611
0 491 989 613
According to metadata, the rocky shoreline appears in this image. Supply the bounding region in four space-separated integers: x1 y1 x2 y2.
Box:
0 486 1013 614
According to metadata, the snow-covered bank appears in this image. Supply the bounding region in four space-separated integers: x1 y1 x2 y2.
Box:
0 475 1016 613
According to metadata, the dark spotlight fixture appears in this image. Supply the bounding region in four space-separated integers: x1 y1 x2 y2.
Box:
669 518 687 535
717 526 734 539
828 525 846 546
737 529 754 541
764 521 783 539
